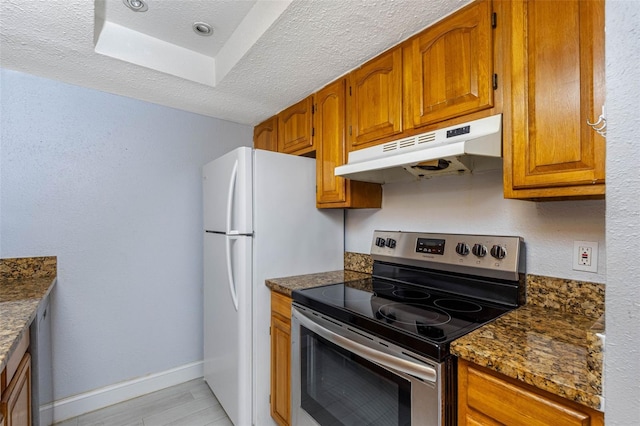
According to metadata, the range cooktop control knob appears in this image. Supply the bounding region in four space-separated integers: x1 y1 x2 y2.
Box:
490 244 507 259
472 243 487 257
455 242 470 256
375 237 386 247
385 238 397 249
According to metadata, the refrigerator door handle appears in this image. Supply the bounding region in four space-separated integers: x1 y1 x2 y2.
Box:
226 159 239 234
225 235 239 311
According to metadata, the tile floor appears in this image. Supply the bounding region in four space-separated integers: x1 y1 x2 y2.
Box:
53 379 233 426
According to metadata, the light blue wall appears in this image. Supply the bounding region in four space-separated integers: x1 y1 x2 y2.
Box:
0 69 251 400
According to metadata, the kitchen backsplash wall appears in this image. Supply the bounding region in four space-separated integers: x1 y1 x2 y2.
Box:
344 170 606 284
344 252 604 319
344 252 373 274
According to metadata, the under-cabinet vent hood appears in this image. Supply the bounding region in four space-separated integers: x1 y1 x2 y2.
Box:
335 114 503 184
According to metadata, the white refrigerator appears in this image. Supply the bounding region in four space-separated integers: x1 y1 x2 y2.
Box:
203 147 344 426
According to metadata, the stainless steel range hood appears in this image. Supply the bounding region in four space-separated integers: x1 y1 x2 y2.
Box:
335 114 503 184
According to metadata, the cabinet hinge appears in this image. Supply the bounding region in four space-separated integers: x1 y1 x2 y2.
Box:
269 394 271 404
312 127 315 137
491 12 497 28
349 125 352 136
493 74 498 90
349 86 352 96
269 326 271 335
312 104 316 114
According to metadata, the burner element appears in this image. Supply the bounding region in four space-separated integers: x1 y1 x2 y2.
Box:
434 298 482 313
377 303 451 327
392 289 430 300
372 281 395 291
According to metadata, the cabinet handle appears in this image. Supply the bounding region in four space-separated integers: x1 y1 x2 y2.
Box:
587 105 607 137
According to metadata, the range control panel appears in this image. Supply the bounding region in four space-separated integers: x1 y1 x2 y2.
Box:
371 231 524 281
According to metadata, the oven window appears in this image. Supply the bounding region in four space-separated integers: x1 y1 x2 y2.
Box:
300 326 411 426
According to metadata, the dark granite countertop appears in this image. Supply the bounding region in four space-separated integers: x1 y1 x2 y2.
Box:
451 305 604 411
0 257 57 372
265 269 371 297
265 264 605 413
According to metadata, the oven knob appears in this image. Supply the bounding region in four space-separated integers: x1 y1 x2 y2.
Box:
455 242 470 256
375 237 386 247
472 244 487 257
490 245 507 259
385 238 396 249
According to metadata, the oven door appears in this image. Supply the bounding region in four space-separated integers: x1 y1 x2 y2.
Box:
291 305 444 426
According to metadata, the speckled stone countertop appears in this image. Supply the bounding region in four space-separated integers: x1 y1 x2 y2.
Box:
266 269 371 297
451 274 605 412
0 256 57 372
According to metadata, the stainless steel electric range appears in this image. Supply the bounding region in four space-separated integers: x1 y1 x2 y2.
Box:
290 231 525 426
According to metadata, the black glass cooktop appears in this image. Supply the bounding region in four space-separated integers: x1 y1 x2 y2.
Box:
292 278 514 361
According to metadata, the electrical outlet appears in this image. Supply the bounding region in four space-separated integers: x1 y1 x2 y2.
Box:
573 241 598 272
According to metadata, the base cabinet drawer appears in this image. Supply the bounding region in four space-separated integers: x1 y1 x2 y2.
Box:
458 359 603 426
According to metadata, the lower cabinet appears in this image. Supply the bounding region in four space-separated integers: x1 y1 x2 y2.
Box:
270 291 292 426
1 331 32 426
458 358 603 426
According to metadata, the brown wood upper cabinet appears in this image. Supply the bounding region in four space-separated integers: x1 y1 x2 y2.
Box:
277 96 314 156
405 0 495 130
346 47 403 151
458 358 604 426
503 0 605 199
315 79 382 209
253 116 278 152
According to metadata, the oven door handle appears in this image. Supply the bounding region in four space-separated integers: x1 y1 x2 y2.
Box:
293 308 437 384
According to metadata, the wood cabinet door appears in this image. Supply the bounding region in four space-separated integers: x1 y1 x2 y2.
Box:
506 0 605 198
316 79 348 205
458 359 604 426
270 292 291 426
1 353 31 426
347 47 403 150
254 116 278 152
406 0 494 129
277 96 314 156
315 79 383 209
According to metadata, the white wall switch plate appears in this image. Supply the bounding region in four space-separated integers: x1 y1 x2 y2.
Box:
573 241 599 272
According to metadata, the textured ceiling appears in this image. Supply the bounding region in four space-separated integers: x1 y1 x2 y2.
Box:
0 0 470 126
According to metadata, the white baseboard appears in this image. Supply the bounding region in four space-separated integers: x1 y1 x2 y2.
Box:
45 360 204 425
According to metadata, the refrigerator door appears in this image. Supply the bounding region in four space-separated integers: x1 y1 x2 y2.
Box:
203 231 252 426
203 146 253 234
252 149 344 426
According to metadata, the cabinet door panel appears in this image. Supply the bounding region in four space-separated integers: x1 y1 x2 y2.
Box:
316 79 347 205
509 0 605 193
270 292 291 426
348 48 403 149
254 116 278 152
1 353 31 426
408 0 493 128
278 97 314 156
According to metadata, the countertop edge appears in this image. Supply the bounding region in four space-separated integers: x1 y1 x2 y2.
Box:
451 305 604 412
0 276 57 372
